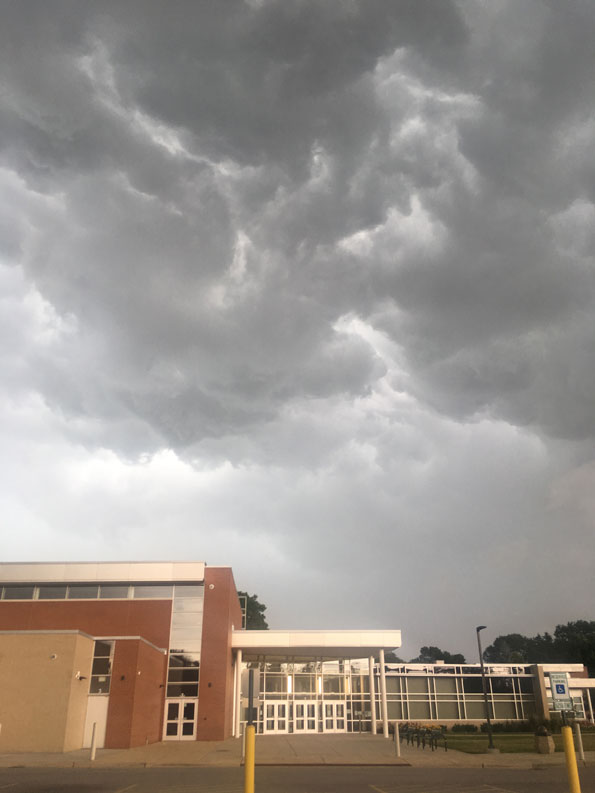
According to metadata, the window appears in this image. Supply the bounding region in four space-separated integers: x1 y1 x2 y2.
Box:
409 700 431 719
265 674 287 694
166 684 199 698
92 657 111 676
491 677 514 694
493 700 516 718
351 675 369 694
168 653 200 668
37 585 67 600
133 584 173 598
68 585 99 599
2 585 34 600
294 674 315 694
323 675 344 694
166 653 200 698
167 668 199 684
463 677 484 694
172 598 203 613
90 640 113 694
436 700 459 719
464 701 486 718
172 612 202 629
99 585 130 599
435 678 457 694
387 701 403 719
407 677 429 694
94 641 113 657
174 584 204 597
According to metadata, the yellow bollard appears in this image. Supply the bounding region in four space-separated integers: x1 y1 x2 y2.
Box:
561 725 581 793
244 724 255 793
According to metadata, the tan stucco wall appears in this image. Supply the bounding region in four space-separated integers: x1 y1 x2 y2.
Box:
0 632 93 752
64 633 95 751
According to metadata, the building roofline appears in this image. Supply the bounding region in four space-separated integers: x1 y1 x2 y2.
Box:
0 561 205 584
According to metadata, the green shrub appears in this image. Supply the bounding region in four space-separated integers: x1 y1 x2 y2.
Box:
451 723 478 733
480 720 530 733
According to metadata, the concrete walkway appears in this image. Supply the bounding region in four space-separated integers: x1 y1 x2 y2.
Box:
0 735 593 769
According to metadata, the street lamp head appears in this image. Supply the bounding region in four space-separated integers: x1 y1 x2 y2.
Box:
476 625 487 633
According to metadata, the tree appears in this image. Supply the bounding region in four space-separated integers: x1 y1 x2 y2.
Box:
410 646 466 664
374 650 404 665
483 621 595 675
482 633 533 663
384 651 404 663
553 621 595 673
237 591 269 630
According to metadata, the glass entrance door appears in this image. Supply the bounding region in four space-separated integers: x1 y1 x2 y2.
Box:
264 702 288 733
294 701 318 733
164 698 198 740
323 702 346 732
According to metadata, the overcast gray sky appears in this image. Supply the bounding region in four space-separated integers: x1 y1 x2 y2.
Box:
1 0 594 660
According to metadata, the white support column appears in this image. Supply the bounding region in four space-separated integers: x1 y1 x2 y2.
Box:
379 648 389 738
368 655 377 736
586 688 594 724
234 649 243 738
232 652 237 737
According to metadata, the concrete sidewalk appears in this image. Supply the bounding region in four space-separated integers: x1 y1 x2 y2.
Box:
0 735 593 769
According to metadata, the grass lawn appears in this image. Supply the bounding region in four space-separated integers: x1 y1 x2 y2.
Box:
445 731 595 754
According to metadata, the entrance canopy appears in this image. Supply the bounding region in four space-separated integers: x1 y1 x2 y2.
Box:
231 629 401 661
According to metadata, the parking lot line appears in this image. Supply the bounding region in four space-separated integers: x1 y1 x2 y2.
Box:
114 785 138 793
366 787 523 793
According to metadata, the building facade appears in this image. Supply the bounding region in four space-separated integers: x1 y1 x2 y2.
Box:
235 656 594 735
0 561 592 753
0 562 241 750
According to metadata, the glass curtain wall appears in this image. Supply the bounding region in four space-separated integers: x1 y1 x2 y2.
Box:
383 665 538 723
163 584 204 739
0 582 176 600
243 659 372 734
241 660 541 733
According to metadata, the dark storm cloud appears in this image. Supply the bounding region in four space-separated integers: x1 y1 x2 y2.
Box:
2 0 594 449
0 0 470 450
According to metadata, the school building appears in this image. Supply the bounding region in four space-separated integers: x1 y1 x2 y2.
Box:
0 561 592 752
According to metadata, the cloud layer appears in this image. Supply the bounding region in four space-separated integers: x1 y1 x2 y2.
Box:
1 0 594 657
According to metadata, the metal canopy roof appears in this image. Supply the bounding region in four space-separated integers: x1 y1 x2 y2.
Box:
231 629 401 660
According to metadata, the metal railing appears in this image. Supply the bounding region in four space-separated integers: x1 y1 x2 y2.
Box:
399 724 448 752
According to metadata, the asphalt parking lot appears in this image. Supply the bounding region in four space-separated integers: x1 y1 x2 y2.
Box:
0 765 593 793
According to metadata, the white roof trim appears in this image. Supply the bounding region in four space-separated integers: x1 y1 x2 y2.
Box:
0 561 205 583
232 629 401 658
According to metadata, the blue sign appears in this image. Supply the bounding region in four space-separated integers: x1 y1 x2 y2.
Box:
549 672 573 712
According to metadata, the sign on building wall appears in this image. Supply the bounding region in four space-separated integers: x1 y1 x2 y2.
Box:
549 672 573 712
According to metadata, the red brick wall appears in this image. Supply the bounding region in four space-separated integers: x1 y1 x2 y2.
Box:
130 640 167 746
106 640 138 748
0 600 172 649
197 568 242 741
105 639 167 748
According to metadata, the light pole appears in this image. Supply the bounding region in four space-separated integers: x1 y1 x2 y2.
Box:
476 626 496 751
